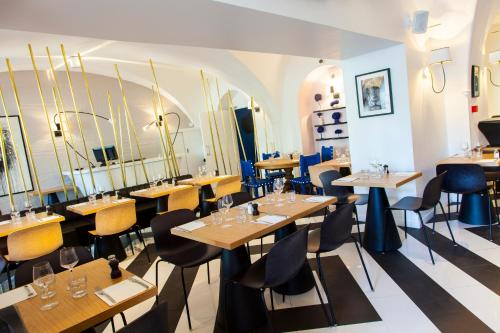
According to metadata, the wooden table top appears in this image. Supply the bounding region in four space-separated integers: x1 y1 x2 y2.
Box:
0 213 65 238
171 194 337 250
254 158 300 170
130 184 193 199
331 171 422 189
177 175 240 187
28 186 72 197
66 197 136 216
308 159 352 188
438 155 500 167
15 259 156 333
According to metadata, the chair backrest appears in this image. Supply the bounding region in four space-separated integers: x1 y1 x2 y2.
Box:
214 177 241 199
264 225 310 287
14 247 93 287
262 151 280 160
117 302 168 333
482 166 500 182
319 203 354 251
174 174 193 182
7 223 63 261
299 153 321 177
321 146 334 162
231 191 252 207
167 186 199 211
241 160 257 182
319 170 351 200
421 172 447 209
150 209 196 255
95 202 136 236
436 163 487 194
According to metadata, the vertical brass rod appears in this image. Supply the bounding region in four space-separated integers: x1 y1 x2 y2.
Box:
228 90 247 161
28 44 68 201
151 87 172 178
52 87 78 199
199 70 219 172
206 78 227 174
0 86 29 200
114 64 149 183
0 121 14 210
263 109 269 153
226 92 240 175
149 59 180 176
77 53 115 191
124 107 138 185
250 97 260 162
46 46 86 197
215 79 232 174
60 44 96 192
117 105 127 186
5 59 44 205
107 92 127 188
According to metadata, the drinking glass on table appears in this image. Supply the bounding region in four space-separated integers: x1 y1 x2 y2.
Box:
211 210 223 225
102 192 111 203
222 194 233 211
60 247 79 289
461 142 470 157
33 261 58 310
288 189 296 203
10 210 21 225
24 198 33 217
88 192 97 205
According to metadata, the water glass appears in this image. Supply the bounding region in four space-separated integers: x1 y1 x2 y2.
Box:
89 193 97 205
102 193 111 203
211 211 223 225
33 261 58 310
10 210 21 225
288 190 296 203
69 275 87 298
26 210 36 221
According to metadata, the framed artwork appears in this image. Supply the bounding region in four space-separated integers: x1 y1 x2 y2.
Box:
471 65 480 98
355 68 394 118
0 116 34 196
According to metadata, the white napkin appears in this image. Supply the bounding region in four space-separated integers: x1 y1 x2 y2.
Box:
69 202 87 208
393 172 415 176
133 189 148 193
335 176 357 182
255 215 287 225
0 220 10 226
477 159 497 164
303 196 335 203
95 278 151 306
38 216 56 222
113 198 131 203
173 221 207 232
0 284 37 309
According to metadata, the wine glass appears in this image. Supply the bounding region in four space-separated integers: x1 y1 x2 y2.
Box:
24 198 34 220
217 199 227 217
60 247 79 272
222 194 233 212
33 261 58 310
461 142 470 157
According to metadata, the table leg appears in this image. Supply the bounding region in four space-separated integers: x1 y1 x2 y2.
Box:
200 185 215 217
96 235 127 261
216 246 267 332
364 187 402 252
459 192 494 225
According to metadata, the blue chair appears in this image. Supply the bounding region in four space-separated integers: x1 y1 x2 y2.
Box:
262 151 286 181
241 160 273 198
321 146 334 162
290 153 321 194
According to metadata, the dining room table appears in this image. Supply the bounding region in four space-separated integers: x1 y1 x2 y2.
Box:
129 184 193 213
171 193 337 332
0 212 65 238
331 171 422 252
308 158 351 188
254 158 299 191
0 258 156 333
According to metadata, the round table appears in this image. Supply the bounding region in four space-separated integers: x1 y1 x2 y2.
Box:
254 158 299 191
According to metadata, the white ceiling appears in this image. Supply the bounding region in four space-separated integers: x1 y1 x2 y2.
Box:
0 0 397 59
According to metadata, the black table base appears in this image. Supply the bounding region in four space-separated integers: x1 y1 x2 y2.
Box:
459 192 495 225
95 235 127 261
200 185 215 217
364 187 402 252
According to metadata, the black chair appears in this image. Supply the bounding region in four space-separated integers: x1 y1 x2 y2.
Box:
150 209 221 330
116 302 168 332
307 203 373 325
226 225 331 331
14 246 93 287
388 172 456 265
319 170 368 245
230 191 253 207
483 166 500 220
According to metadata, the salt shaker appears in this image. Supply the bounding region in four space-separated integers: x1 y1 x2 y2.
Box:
247 202 254 215
108 255 122 279
252 203 260 216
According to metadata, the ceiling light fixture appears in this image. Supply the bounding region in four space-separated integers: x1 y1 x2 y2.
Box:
411 10 430 34
487 50 500 87
428 47 452 93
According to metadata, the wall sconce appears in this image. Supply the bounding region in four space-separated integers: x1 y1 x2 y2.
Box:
53 122 62 137
428 47 452 93
487 50 500 87
142 115 163 131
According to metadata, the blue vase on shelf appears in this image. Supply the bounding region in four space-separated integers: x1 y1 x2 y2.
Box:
332 112 341 124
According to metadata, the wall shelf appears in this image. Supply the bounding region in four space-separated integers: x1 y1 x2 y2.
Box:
315 136 349 141
314 122 347 127
313 106 346 114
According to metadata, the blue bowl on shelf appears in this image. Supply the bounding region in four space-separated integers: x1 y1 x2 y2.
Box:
332 112 341 124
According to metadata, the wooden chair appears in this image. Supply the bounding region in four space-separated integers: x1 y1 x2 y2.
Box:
167 186 200 212
204 176 241 205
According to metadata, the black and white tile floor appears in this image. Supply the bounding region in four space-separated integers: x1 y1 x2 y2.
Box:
102 212 500 333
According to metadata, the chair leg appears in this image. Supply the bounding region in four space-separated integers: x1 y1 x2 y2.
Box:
438 201 456 245
134 227 150 263
487 193 494 242
270 289 275 310
260 238 263 257
316 254 337 326
404 210 407 239
447 193 451 219
353 206 362 247
260 289 275 333
206 262 210 284
311 270 333 326
6 264 12 290
432 207 436 234
111 317 115 332
456 193 460 214
155 260 162 305
180 268 192 330
417 212 435 265
352 236 374 291
119 312 127 326
126 232 135 255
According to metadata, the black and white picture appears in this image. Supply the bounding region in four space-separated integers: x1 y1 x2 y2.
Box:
0 116 33 196
471 65 480 98
355 68 394 118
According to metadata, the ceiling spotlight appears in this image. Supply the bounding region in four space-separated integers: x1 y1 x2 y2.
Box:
409 10 429 34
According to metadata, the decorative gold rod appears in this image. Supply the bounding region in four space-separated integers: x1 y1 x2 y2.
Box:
263 109 269 153
206 78 227 174
60 44 96 192
250 97 260 162
52 87 79 199
226 91 240 175
6 59 44 205
149 59 180 176
28 44 68 201
0 86 29 200
114 64 149 183
117 105 128 186
124 106 138 185
46 46 86 197
77 53 115 191
107 92 127 188
215 79 232 174
0 97 15 210
199 70 219 172
228 89 247 161
151 87 172 178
